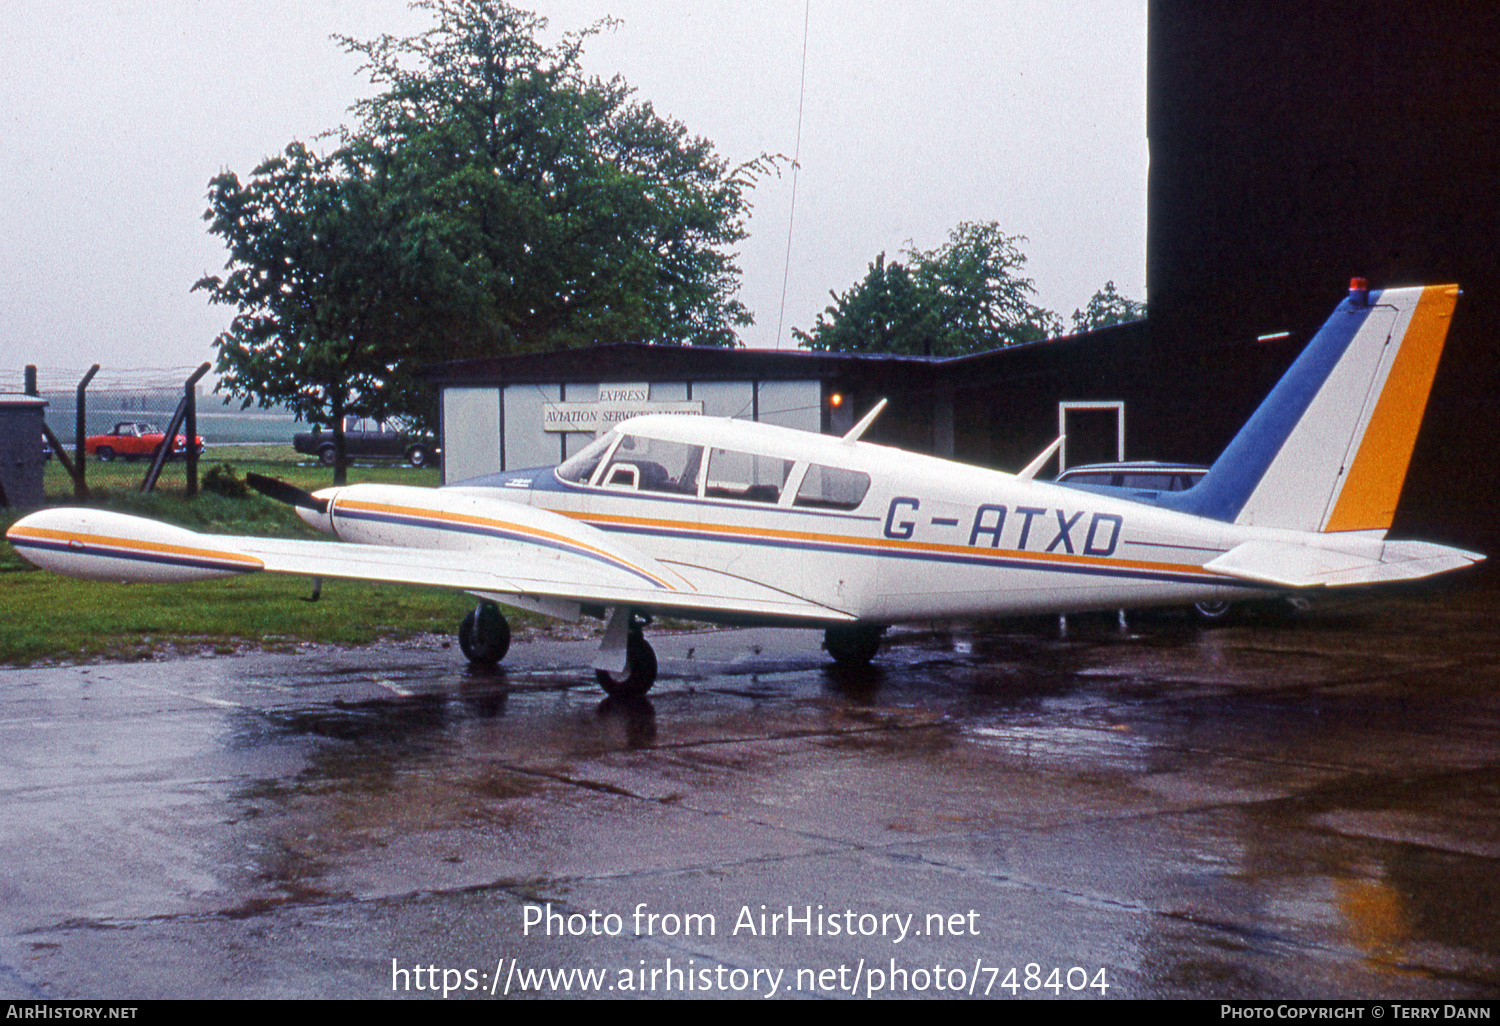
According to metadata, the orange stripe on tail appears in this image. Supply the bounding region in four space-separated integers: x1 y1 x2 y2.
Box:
1323 285 1458 532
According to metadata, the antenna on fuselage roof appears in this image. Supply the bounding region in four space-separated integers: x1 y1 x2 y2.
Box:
1016 435 1065 481
842 399 888 442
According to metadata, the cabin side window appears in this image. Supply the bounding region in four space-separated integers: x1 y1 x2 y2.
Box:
704 449 793 504
793 465 871 510
601 435 704 495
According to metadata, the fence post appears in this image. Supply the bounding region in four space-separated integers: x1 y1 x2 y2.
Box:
142 363 209 495
184 364 207 497
74 365 98 499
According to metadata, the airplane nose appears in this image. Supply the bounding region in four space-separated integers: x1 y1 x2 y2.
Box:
296 489 341 534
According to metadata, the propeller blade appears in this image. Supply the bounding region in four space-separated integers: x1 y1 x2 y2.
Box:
246 473 329 514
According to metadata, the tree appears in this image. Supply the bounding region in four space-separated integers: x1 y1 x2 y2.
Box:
786 253 934 355
795 222 1061 355
1070 281 1146 333
337 0 772 354
196 0 774 472
194 144 392 484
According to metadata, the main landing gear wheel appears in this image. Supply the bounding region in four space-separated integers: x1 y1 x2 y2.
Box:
824 624 885 666
596 632 657 698
459 602 510 666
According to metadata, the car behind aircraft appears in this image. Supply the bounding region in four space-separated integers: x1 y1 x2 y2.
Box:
7 281 1482 697
85 422 205 462
293 416 438 468
1055 461 1207 494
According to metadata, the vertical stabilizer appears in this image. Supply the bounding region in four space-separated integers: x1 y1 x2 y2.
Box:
1159 282 1459 533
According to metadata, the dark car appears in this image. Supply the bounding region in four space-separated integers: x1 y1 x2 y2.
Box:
294 417 438 467
1054 460 1266 622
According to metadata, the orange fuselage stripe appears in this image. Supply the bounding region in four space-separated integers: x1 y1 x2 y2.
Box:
567 510 1215 579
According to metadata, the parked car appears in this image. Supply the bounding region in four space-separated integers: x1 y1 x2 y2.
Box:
1054 460 1260 622
293 417 439 467
1055 460 1207 493
85 422 205 462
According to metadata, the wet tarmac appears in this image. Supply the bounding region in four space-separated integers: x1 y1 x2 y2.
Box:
1 585 1498 999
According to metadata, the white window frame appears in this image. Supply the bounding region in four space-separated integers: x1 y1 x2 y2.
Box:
1057 401 1125 471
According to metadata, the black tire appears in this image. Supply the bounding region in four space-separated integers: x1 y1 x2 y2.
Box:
458 603 510 665
1192 600 1235 623
96 446 114 462
318 444 337 467
406 444 430 467
824 624 885 666
596 634 658 698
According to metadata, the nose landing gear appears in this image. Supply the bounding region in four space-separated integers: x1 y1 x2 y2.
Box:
458 600 659 696
593 608 658 698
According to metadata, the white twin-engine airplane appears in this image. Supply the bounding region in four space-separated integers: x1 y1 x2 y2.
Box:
6 281 1483 697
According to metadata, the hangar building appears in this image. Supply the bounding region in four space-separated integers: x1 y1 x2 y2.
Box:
430 322 1151 485
432 0 1499 553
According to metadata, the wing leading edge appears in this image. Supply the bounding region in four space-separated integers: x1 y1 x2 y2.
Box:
5 507 855 627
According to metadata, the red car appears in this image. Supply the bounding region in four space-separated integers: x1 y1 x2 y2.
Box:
86 422 205 462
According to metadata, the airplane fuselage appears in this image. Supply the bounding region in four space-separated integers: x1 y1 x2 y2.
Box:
6 281 1480 697
454 415 1272 625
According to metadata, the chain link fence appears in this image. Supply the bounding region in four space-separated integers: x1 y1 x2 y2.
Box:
2 366 299 497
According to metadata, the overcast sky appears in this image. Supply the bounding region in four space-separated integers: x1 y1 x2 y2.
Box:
0 0 1147 381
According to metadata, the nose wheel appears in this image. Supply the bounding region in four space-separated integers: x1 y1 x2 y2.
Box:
595 632 658 698
459 601 511 666
594 609 658 697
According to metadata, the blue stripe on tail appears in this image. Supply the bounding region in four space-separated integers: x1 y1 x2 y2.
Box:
1155 292 1378 523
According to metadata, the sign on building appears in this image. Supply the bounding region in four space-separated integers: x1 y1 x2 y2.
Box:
541 384 703 435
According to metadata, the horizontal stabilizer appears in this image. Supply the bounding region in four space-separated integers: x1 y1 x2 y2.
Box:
1204 538 1483 589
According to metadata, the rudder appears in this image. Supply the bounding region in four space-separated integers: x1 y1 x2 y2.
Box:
1159 281 1459 533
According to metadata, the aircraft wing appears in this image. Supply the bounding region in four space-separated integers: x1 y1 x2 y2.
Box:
1203 538 1484 589
237 536 853 623
6 508 855 626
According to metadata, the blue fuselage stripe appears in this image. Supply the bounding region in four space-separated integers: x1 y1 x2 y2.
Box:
589 522 1252 589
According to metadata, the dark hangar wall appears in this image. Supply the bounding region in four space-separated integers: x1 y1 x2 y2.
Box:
1146 0 1500 549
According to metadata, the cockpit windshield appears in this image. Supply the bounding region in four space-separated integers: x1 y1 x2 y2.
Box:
555 433 616 484
601 435 704 495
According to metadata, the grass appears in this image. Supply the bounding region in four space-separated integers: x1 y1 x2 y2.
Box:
46 443 438 497
1 454 543 666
